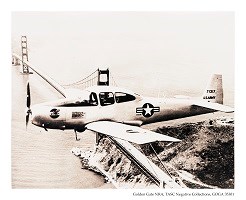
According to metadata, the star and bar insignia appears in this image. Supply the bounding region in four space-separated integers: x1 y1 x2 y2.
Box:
136 103 160 118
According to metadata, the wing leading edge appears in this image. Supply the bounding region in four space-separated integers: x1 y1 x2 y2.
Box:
86 121 181 144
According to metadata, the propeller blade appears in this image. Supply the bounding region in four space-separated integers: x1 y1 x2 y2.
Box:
26 113 29 128
27 82 31 108
26 82 32 129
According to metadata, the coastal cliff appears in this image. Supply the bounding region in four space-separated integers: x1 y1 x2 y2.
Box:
72 118 234 189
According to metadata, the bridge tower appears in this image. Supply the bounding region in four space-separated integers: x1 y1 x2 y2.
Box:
95 68 110 145
21 36 30 74
97 68 109 86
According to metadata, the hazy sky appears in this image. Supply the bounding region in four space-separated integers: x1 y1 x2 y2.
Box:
12 12 234 103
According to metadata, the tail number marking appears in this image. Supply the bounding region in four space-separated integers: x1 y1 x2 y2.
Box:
207 90 216 93
203 96 216 99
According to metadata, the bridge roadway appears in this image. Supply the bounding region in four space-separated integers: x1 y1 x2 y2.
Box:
107 136 183 189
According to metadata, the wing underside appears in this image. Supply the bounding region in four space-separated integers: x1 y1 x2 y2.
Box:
192 101 234 113
86 121 181 144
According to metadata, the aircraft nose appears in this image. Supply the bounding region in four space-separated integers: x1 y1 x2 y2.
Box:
30 105 66 130
31 105 41 126
31 105 49 127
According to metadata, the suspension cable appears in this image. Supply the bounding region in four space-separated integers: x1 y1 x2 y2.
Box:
73 75 98 86
62 69 98 86
62 68 118 88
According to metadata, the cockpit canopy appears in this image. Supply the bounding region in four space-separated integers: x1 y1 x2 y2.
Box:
52 86 141 107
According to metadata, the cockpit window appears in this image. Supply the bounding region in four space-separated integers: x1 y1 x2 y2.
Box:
99 92 115 106
60 92 98 107
89 92 98 105
115 92 136 103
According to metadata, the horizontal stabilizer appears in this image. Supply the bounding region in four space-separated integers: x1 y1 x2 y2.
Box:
86 121 181 144
193 101 234 113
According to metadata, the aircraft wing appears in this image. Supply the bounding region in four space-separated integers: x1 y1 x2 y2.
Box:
86 121 181 144
192 101 234 113
12 53 67 98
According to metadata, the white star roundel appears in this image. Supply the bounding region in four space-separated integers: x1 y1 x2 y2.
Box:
136 103 160 118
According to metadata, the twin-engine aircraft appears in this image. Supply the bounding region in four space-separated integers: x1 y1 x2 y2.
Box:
13 53 234 144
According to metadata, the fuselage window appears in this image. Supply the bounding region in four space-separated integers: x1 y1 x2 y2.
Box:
115 92 136 103
99 92 115 106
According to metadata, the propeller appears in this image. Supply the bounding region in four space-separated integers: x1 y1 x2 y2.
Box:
26 82 32 129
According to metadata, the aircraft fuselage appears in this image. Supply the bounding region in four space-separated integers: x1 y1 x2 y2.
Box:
31 95 214 131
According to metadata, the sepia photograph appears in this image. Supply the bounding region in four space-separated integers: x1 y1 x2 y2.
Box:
11 11 234 190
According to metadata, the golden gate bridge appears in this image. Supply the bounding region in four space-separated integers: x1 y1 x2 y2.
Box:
12 36 118 88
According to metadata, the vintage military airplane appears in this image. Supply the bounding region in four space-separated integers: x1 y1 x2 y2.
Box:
13 53 234 144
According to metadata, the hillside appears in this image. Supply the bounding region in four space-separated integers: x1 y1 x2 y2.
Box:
140 119 234 188
73 118 234 189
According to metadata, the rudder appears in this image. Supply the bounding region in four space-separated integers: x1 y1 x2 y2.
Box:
202 74 223 104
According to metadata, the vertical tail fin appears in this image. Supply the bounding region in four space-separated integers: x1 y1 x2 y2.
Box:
202 74 223 104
